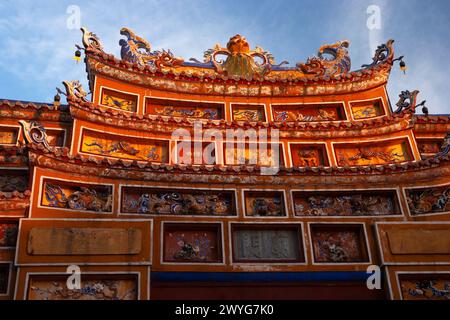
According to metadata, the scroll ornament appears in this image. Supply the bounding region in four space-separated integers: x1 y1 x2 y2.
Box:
119 27 184 68
19 120 50 149
297 40 351 77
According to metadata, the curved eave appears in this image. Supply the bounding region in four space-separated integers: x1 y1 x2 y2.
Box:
67 95 415 138
27 142 450 180
84 48 392 97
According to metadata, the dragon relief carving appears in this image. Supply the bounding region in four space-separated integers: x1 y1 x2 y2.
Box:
195 34 287 80
394 90 420 114
119 27 184 68
297 40 351 77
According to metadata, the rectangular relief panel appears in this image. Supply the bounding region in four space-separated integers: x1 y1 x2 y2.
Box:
335 138 413 166
271 103 346 122
293 190 401 217
350 98 385 120
405 184 449 216
41 178 113 213
27 227 142 255
45 129 66 147
232 224 304 262
146 97 224 120
121 187 236 216
0 169 28 192
0 126 19 145
80 129 169 162
175 141 216 165
290 144 329 167
100 88 138 112
243 191 286 217
0 264 9 294
163 223 222 263
310 224 369 263
224 142 284 166
0 222 18 247
232 104 266 121
399 274 450 300
416 138 443 156
27 274 138 300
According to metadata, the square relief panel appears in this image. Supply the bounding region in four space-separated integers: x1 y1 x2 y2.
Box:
310 224 369 263
232 104 266 122
0 126 19 145
243 190 286 217
163 223 223 263
146 97 224 120
0 221 18 247
290 144 329 167
350 98 385 120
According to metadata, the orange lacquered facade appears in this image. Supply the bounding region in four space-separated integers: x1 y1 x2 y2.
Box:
0 28 449 300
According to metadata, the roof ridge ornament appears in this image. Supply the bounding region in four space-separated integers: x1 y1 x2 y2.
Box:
394 90 424 114
196 34 287 80
59 80 89 101
80 27 104 51
19 120 50 149
435 133 450 157
296 40 351 76
362 39 395 68
119 27 184 68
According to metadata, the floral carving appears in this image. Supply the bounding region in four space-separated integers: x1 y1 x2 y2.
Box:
43 181 112 212
362 39 395 68
80 27 104 51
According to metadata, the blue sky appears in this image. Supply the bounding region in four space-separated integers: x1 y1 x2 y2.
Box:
0 0 449 114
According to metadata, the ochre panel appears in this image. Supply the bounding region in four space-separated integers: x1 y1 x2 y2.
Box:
101 88 138 112
80 129 169 162
27 227 142 255
350 98 385 120
405 184 449 216
387 229 450 255
0 126 19 145
232 104 266 121
272 103 345 122
146 97 223 119
335 138 413 166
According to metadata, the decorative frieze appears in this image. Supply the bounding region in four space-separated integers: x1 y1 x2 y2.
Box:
0 170 28 192
293 190 400 216
41 179 113 213
231 224 304 262
310 224 369 263
405 184 449 215
121 187 236 216
27 275 138 300
399 275 450 300
163 223 222 263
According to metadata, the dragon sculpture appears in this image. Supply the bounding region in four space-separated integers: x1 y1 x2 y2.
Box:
19 120 50 149
297 40 351 77
119 27 184 68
